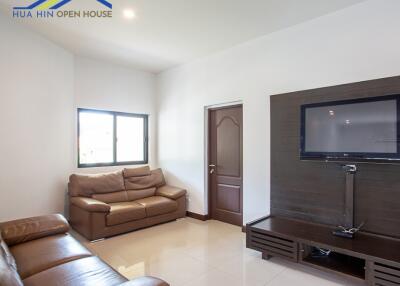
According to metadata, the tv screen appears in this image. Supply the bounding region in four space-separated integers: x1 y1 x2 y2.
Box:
300 95 400 163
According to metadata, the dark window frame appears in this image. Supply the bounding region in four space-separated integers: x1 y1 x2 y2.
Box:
77 108 149 168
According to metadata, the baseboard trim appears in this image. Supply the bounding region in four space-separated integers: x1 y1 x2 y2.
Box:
186 211 209 221
186 212 247 231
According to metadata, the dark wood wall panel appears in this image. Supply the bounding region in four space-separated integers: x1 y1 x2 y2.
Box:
270 76 400 238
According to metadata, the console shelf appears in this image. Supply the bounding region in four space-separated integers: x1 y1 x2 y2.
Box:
246 216 400 285
300 244 365 279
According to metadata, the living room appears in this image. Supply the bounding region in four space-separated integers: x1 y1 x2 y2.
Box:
1 0 400 286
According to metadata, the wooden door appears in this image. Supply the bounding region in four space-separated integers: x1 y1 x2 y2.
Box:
209 105 243 226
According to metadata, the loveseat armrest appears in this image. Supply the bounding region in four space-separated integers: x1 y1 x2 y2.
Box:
156 185 186 200
0 214 69 247
70 197 111 213
119 276 169 286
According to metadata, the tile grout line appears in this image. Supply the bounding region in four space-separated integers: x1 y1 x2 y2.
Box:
262 263 289 286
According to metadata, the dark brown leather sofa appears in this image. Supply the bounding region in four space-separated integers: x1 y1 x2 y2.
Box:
68 166 187 241
0 214 168 286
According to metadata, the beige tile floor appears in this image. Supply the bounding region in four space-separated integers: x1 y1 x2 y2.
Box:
75 218 365 286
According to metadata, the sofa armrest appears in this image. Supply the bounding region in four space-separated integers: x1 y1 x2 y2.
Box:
70 197 111 213
119 277 169 286
156 185 186 200
0 214 69 246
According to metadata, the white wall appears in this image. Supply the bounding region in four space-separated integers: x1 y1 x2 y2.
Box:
0 14 75 221
156 0 400 224
74 57 157 173
0 18 157 221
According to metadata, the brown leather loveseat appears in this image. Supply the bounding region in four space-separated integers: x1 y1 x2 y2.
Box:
0 214 168 286
69 166 186 240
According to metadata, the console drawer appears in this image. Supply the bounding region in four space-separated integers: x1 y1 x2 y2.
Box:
247 229 298 262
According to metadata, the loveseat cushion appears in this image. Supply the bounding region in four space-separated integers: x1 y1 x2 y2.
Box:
126 187 156 201
135 196 178 217
10 234 92 279
69 171 125 197
107 202 147 226
92 190 129 204
124 168 165 190
123 166 151 177
23 256 127 286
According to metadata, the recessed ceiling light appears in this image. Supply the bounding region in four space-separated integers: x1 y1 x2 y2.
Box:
123 9 135 19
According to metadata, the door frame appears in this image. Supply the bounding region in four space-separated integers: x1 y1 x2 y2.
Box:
204 100 243 220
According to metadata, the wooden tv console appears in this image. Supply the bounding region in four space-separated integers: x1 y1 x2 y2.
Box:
246 216 400 286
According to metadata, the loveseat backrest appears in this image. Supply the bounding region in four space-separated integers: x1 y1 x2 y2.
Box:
123 167 165 190
68 167 166 203
68 170 125 197
122 167 165 201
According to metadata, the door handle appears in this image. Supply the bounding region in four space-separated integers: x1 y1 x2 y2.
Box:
209 164 216 174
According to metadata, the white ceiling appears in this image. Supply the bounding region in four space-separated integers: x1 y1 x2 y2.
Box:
1 0 365 73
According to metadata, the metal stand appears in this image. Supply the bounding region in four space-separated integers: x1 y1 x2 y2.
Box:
343 164 357 228
332 164 358 239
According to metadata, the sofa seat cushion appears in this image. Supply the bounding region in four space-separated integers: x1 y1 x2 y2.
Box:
126 187 156 201
10 234 92 279
135 196 178 217
92 190 128 204
107 202 146 226
23 256 127 286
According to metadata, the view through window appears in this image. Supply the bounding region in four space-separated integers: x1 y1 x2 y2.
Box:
78 109 148 167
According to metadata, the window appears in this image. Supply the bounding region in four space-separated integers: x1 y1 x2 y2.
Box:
78 108 148 168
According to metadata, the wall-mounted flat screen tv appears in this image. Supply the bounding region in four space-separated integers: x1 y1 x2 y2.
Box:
300 95 400 163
